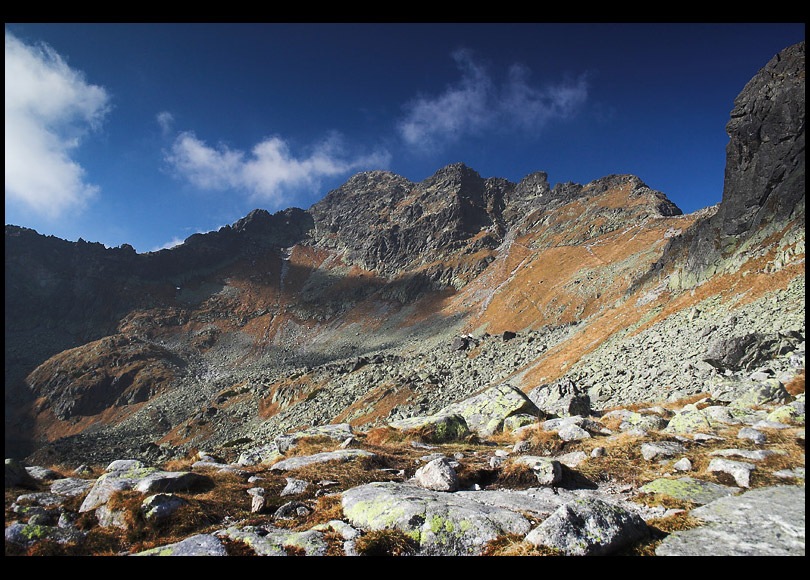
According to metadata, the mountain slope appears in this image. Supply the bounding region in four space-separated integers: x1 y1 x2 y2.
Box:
5 42 804 468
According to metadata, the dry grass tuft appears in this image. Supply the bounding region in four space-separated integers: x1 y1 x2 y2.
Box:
305 494 344 526
286 435 340 457
495 461 542 488
321 530 350 556
617 511 705 556
573 434 663 487
279 454 403 492
364 426 409 446
220 536 258 556
647 511 704 534
784 370 805 396
284 544 307 556
354 529 419 556
161 453 200 472
631 492 700 511
481 534 563 556
515 426 566 455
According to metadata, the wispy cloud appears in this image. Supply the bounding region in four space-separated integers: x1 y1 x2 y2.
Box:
4 29 110 218
151 236 185 252
165 130 391 207
398 49 588 152
156 111 174 136
398 49 492 151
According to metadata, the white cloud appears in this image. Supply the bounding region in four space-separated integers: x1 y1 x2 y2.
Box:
398 50 588 152
4 30 110 218
166 130 391 207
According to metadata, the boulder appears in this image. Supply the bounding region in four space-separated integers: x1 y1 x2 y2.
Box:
5 522 86 548
656 485 805 556
440 383 539 437
525 498 649 556
5 458 38 489
413 457 460 492
133 533 228 556
141 493 189 524
528 377 590 418
341 481 532 556
218 525 328 556
510 456 562 486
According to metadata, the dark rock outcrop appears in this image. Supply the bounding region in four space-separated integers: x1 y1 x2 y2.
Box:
675 41 805 286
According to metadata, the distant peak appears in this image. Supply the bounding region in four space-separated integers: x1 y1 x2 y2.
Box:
428 162 480 179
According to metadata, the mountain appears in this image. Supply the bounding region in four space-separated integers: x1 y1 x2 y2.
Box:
5 42 804 471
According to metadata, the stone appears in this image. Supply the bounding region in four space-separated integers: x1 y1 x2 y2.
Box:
709 448 781 461
672 458 692 472
773 467 805 481
133 533 228 556
704 334 798 372
79 463 160 513
555 451 588 468
5 458 38 489
664 404 717 434
50 477 94 497
25 466 62 481
134 470 211 494
141 493 188 524
731 379 791 409
281 477 310 496
5 522 86 548
641 441 686 461
413 457 460 492
96 504 129 529
737 426 767 444
525 498 649 556
656 485 805 556
620 413 669 431
218 525 328 556
511 456 563 486
250 494 266 514
512 440 532 454
707 458 756 488
274 500 310 520
503 413 538 432
557 423 591 441
767 405 804 424
528 377 591 418
236 444 283 466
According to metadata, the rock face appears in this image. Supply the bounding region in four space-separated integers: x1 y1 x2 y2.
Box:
675 41 805 287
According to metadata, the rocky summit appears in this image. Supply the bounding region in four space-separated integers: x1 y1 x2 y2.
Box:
4 42 805 557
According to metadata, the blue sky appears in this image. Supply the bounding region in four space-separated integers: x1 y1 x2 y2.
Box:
5 23 805 253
